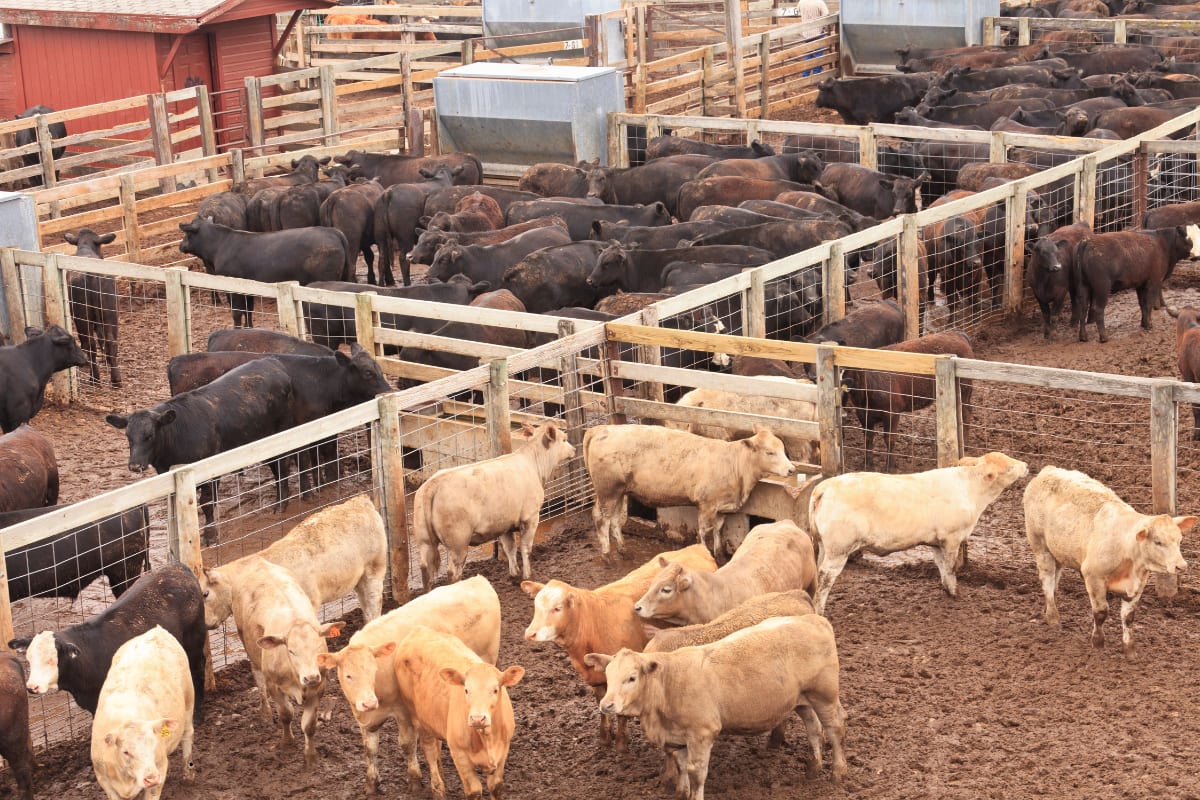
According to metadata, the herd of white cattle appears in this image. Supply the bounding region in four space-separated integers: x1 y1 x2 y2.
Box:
9 416 1197 800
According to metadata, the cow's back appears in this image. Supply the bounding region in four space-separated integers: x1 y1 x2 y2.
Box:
1023 465 1122 567
352 575 500 664
646 589 815 653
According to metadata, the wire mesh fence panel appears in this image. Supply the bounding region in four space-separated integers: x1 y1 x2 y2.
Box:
919 208 999 336
908 141 990 203
763 268 823 341
772 129 861 166
1147 146 1200 210
10 497 169 751
65 269 171 411
1095 154 1136 233
188 285 288 355
202 425 379 671
837 364 943 476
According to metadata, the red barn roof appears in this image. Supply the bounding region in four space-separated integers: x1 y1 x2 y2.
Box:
0 0 337 34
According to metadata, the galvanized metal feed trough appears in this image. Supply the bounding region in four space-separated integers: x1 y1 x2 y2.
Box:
434 63 625 167
841 0 1000 73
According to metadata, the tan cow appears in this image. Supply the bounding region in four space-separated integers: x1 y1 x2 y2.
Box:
584 424 795 559
91 627 194 800
586 615 848 799
665 378 819 465
317 576 500 796
393 626 524 800
634 520 817 625
1024 465 1195 651
228 558 342 766
202 493 386 628
414 421 575 589
521 543 717 751
808 451 1028 614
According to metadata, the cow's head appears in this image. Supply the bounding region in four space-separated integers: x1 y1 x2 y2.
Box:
259 618 343 689
586 167 617 203
1029 236 1065 275
520 421 575 474
106 408 176 472
317 641 395 715
742 425 796 478
793 151 825 184
889 171 928 216
98 718 180 791
31 324 91 369
587 241 631 288
425 242 465 282
418 164 462 186
337 344 393 399
633 560 691 623
586 649 654 716
1059 108 1090 137
18 630 73 695
750 140 775 157
64 228 116 259
1136 514 1194 576
441 663 524 730
522 579 577 644
200 567 234 629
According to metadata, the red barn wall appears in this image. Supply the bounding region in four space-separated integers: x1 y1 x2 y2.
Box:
11 26 159 130
209 16 278 148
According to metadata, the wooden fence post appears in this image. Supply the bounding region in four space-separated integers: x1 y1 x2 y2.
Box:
638 305 665 404
407 107 425 157
758 32 771 119
319 66 339 146
724 0 747 118
982 16 997 46
275 281 302 336
934 357 962 466
0 537 12 650
42 254 72 402
1133 144 1149 228
244 78 266 152
195 85 220 185
1 249 26 341
858 126 877 170
355 293 377 355
231 148 246 187
147 93 177 194
586 14 603 66
815 344 841 477
119 173 142 263
607 113 624 168
375 393 410 604
1075 155 1097 228
1017 16 1030 46
825 242 845 326
34 114 58 193
1113 18 1127 44
1004 183 1028 317
557 320 586 443
487 359 513 457
401 53 414 133
1151 381 1179 597
989 130 1006 165
461 38 475 65
745 269 766 339
164 268 192 358
169 468 213 688
601 338 628 424
899 216 921 339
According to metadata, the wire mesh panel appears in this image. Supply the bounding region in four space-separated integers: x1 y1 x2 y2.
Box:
920 210 995 335
1147 144 1200 210
8 497 169 750
1095 154 1136 233
188 282 288 353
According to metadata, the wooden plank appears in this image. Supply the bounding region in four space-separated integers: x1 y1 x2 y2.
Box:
611 359 817 401
934 357 961 466
815 344 840 476
615 396 819 440
165 268 191 358
375 393 410 603
0 250 25 341
486 359 512 457
954 357 1159 398
374 328 523 361
607 321 819 363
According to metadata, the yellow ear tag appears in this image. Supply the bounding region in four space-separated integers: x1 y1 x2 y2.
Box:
159 725 171 739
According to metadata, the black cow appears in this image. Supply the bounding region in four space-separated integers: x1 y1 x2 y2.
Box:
332 150 482 186
14 105 66 187
644 135 775 161
938 63 1081 93
64 228 122 387
686 218 857 260
697 153 826 184
197 191 249 229
912 98 1055 130
0 325 89 433
106 359 295 545
677 176 815 222
397 290 529 375
166 347 391 494
303 275 491 351
236 154 328 196
869 238 930 317
425 226 573 285
1056 45 1162 76
0 425 57 513
245 186 285 233
207 328 331 356
1074 226 1193 342
502 241 615 313
408 217 569 267
517 162 592 198
371 165 465 286
8 563 206 720
659 263 744 289
815 74 937 125
821 163 929 219
924 215 986 322
321 179 385 284
505 199 673 240
178 217 350 327
590 219 733 249
586 242 775 294
0 504 149 601
0 653 33 800
1028 222 1091 339
585 155 715 216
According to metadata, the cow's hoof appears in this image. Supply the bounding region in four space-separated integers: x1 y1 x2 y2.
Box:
1090 634 1105 649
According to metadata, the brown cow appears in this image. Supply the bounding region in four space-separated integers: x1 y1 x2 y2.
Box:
1174 306 1200 438
521 544 717 751
0 425 57 512
426 192 505 233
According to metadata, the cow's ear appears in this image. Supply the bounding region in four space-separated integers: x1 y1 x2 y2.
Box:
64 232 78 245
99 232 117 245
157 409 178 427
418 216 431 227
541 425 556 448
1175 516 1198 534
319 156 331 165
583 653 612 671
418 168 433 179
291 158 300 168
520 580 544 598
372 642 396 659
439 667 466 687
105 413 128 430
62 642 80 660
103 731 119 747
452 165 465 176
752 423 769 437
657 556 669 567
1136 525 1150 543
335 350 351 366
677 573 692 591
316 653 337 669
654 201 668 215
500 665 525 687
321 621 344 638
7 638 30 651
643 657 660 674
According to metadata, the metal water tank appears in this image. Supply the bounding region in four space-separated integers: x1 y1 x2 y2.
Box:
0 191 40 338
841 0 1000 73
482 0 626 65
434 63 626 167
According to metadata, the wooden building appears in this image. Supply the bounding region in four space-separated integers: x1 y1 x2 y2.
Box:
0 0 336 146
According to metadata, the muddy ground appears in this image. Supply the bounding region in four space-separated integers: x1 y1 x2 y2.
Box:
10 90 1200 798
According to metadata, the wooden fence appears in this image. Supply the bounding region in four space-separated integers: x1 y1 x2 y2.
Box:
984 14 1200 51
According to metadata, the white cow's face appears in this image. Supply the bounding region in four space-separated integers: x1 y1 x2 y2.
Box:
319 642 392 715
200 569 234 629
524 584 571 643
103 719 175 791
25 631 59 694
258 620 339 690
442 663 524 730
1139 516 1191 575
599 650 652 717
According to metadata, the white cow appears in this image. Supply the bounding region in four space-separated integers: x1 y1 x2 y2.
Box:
90 626 194 800
808 452 1029 613
1024 465 1195 651
202 493 386 628
666 379 819 465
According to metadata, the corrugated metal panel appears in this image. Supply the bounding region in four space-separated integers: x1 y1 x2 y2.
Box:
16 26 157 129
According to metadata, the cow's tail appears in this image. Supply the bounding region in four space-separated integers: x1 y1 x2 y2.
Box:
335 228 354 282
412 480 439 588
376 190 394 283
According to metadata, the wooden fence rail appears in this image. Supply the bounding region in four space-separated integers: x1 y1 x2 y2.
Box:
983 14 1200 47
